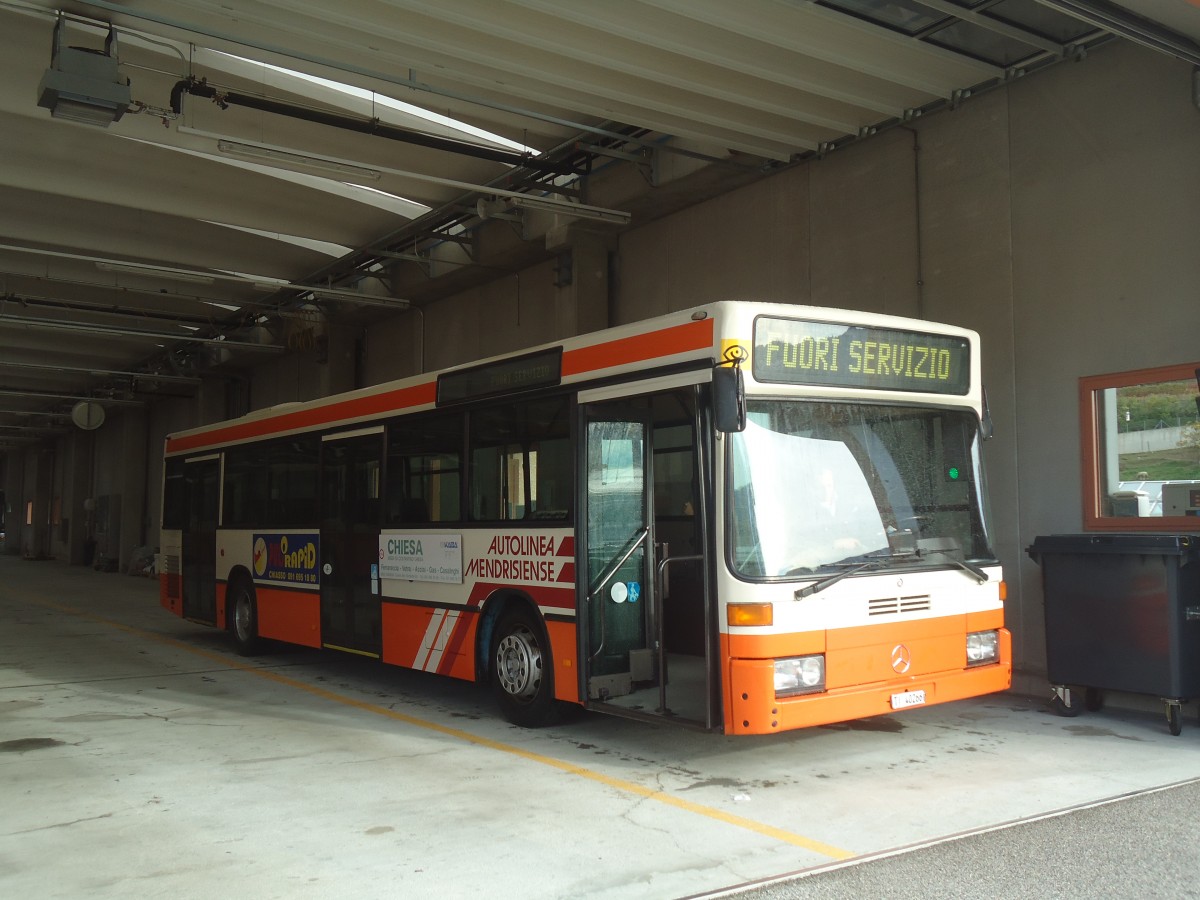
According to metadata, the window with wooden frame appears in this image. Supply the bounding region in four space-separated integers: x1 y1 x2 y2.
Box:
1080 362 1200 530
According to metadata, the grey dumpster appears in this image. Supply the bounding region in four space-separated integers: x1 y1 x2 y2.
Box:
1027 533 1200 735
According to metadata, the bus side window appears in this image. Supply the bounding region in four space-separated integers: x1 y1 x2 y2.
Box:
162 458 186 529
387 412 464 525
469 396 571 522
223 445 267 527
269 437 319 526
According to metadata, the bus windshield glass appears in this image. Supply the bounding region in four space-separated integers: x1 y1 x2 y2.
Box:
728 400 995 579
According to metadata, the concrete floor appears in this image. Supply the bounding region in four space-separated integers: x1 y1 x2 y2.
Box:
2 553 1198 899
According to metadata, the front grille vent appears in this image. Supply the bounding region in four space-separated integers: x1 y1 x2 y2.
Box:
868 595 931 616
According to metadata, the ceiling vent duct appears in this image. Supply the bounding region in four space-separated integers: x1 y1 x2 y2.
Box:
37 19 130 128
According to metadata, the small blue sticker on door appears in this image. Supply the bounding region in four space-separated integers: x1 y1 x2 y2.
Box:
627 582 641 603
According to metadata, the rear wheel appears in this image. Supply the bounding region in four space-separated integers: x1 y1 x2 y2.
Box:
229 580 262 656
490 606 556 727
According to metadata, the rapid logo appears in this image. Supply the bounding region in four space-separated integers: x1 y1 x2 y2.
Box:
253 533 320 585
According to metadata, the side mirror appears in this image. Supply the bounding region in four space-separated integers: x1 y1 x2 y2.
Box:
713 365 746 433
980 386 994 441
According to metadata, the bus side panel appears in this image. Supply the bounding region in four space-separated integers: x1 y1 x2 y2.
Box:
722 629 1011 735
381 602 478 681
546 619 580 705
255 586 321 648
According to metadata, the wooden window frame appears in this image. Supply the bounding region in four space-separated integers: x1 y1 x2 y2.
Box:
1080 361 1200 531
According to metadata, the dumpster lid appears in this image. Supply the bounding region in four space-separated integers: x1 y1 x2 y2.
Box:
1027 533 1198 560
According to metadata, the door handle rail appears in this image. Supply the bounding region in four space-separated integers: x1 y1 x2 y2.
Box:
587 525 650 663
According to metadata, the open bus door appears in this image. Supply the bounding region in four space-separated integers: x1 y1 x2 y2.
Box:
320 430 384 656
581 386 718 728
181 456 219 624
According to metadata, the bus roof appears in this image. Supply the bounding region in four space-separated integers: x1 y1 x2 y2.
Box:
165 301 981 456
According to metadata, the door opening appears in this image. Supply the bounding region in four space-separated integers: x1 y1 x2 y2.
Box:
320 432 383 656
581 386 716 728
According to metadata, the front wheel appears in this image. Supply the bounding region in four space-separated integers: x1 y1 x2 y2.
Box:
229 581 262 656
490 606 556 727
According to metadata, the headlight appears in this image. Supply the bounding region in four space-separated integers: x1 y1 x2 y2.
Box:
774 655 826 697
966 630 1000 666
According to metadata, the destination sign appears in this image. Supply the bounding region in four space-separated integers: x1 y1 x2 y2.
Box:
752 316 970 395
437 347 562 405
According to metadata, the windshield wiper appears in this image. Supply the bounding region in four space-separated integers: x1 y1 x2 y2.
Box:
918 548 991 583
794 559 889 599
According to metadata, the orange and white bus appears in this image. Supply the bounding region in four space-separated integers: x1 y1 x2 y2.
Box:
159 301 1010 734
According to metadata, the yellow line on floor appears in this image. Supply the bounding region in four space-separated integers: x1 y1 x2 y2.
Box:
40 598 854 861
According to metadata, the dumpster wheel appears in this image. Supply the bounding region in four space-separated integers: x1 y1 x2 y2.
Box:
1050 685 1089 717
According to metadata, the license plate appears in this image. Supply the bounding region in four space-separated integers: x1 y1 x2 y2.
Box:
891 689 926 709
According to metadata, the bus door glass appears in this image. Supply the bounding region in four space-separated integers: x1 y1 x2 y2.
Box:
320 431 383 656
181 456 219 624
583 387 714 726
584 406 653 702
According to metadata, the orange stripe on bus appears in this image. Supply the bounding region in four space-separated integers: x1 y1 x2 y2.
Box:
166 381 437 454
561 318 714 377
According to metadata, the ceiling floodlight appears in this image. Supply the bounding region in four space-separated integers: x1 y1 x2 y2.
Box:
36 20 131 128
216 140 382 182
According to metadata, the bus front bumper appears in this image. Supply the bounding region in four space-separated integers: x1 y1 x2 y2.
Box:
726 629 1012 735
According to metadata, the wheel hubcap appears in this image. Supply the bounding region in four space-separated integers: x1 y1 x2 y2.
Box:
496 625 542 702
235 594 251 640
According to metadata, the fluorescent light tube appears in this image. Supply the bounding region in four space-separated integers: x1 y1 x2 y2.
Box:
217 140 382 182
96 261 215 285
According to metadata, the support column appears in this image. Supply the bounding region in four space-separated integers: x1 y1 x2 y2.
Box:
3 448 23 556
20 447 53 559
66 431 92 565
118 409 148 571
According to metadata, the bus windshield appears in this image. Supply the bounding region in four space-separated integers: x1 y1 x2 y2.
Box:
728 400 995 579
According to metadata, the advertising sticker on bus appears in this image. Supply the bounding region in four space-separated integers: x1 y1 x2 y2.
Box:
379 534 464 584
252 533 320 585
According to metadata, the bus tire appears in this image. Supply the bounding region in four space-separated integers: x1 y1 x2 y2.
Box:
490 605 556 727
229 579 262 656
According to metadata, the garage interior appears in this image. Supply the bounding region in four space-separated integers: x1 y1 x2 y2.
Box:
2 0 1200 895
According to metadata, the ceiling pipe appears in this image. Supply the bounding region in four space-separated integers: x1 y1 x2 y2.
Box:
4 292 218 330
0 243 406 306
171 77 585 177
0 388 143 406
0 312 283 351
0 359 201 386
0 409 73 418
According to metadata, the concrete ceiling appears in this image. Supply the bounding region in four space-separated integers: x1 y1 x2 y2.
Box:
0 0 1197 450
